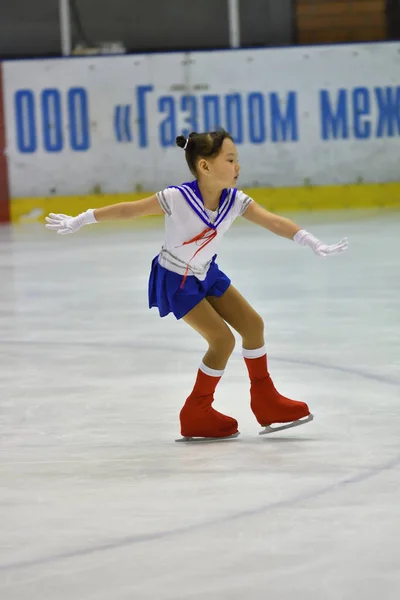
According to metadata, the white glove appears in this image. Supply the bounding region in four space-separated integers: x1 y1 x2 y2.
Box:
294 229 348 257
45 209 97 235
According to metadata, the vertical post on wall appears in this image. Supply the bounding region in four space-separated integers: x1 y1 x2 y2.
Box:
292 0 299 45
0 63 10 223
59 0 72 56
228 0 241 48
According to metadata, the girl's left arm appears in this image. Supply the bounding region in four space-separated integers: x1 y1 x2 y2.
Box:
242 201 300 239
242 202 348 257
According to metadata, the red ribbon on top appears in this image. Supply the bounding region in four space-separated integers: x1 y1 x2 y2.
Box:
178 226 218 288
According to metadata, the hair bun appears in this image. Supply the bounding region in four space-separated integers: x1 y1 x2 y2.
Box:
176 135 187 149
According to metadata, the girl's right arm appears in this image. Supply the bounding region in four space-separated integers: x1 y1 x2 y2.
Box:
94 195 164 221
45 194 164 235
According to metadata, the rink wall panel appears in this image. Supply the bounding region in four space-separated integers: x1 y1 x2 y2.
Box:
9 182 400 223
2 43 400 222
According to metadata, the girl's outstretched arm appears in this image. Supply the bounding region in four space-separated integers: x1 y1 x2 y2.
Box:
242 201 301 239
45 195 164 235
242 201 348 257
94 195 164 221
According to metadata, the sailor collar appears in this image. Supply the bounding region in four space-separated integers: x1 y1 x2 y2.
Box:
170 181 237 230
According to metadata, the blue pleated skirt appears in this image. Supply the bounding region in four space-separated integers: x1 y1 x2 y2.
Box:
148 254 231 320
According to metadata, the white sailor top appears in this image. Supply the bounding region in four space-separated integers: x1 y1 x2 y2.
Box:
156 180 253 281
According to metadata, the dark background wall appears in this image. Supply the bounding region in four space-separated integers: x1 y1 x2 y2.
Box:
240 0 294 47
0 0 395 59
0 0 294 58
0 3 61 57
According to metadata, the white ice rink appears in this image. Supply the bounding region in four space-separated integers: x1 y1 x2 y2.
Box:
0 209 399 600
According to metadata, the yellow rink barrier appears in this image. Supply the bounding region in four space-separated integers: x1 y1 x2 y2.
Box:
10 182 400 223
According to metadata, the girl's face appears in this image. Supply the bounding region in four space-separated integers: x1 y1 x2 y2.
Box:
198 138 240 189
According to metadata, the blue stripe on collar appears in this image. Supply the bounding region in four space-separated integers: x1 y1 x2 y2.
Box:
170 186 214 229
215 189 237 227
180 184 207 214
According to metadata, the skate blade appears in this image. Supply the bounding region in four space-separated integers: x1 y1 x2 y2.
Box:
175 432 240 443
259 414 314 435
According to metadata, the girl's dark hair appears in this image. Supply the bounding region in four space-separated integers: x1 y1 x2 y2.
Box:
176 129 233 176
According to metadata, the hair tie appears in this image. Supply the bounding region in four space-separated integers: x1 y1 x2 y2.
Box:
183 138 189 150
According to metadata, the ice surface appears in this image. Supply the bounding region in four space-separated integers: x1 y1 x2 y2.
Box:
0 209 399 599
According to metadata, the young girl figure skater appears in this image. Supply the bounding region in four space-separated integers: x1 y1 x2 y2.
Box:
46 130 348 442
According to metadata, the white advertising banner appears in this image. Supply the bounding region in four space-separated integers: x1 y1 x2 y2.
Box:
2 42 400 198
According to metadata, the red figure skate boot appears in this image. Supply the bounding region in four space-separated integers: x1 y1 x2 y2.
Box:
177 366 239 442
243 348 313 435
